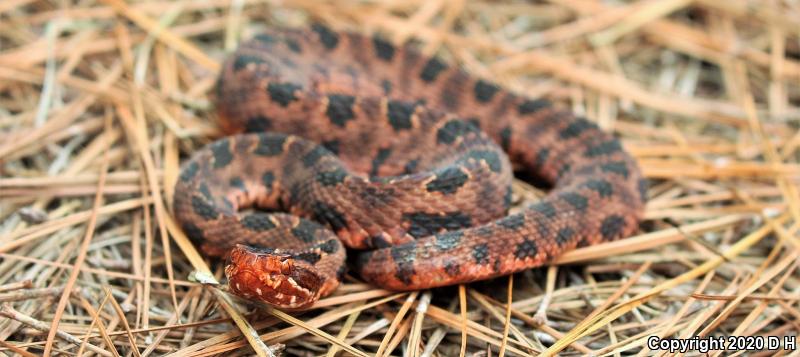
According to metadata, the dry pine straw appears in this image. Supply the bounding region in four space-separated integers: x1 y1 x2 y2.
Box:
0 0 798 356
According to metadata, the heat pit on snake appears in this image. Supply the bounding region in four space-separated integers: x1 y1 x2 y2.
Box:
225 244 324 310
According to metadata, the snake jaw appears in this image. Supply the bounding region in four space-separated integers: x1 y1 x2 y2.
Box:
225 244 323 309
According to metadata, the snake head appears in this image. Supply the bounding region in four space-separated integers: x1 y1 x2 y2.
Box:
225 244 323 309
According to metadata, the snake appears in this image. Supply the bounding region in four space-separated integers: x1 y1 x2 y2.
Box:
173 24 647 310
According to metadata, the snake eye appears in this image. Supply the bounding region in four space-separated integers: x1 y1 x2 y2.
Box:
225 244 323 309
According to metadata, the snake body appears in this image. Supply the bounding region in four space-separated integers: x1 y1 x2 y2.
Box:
173 25 647 309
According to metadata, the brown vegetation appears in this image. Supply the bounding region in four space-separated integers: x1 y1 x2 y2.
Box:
1 0 798 355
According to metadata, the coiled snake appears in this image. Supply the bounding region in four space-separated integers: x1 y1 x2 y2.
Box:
173 25 647 309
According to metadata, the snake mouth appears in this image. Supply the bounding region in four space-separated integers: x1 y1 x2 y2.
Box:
225 244 323 309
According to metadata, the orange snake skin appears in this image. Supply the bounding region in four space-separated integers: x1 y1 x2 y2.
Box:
173 25 647 309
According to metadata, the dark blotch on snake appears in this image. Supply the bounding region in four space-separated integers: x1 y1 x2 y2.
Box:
426 167 468 194
245 115 272 132
326 94 356 127
515 240 538 259
180 161 199 182
292 220 320 243
210 139 233 168
420 57 447 82
474 80 499 103
391 244 416 285
585 139 622 157
387 100 415 131
266 82 301 107
517 99 551 115
434 231 463 251
601 215 626 240
559 192 588 212
241 214 276 232
312 23 339 49
436 120 477 145
472 244 490 265
600 161 630 178
559 119 597 139
372 36 395 61
498 214 525 230
556 227 575 246
316 168 348 186
191 196 218 220
254 134 286 156
582 179 614 198
404 212 472 238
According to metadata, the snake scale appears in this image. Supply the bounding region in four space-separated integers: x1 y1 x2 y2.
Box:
173 25 647 309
